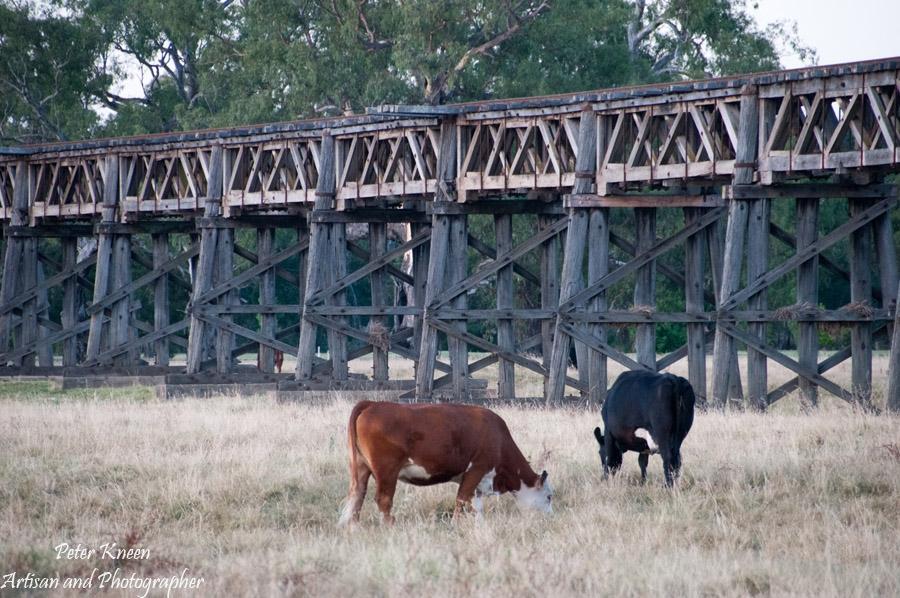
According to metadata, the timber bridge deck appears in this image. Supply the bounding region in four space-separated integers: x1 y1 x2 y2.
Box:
2 57 899 408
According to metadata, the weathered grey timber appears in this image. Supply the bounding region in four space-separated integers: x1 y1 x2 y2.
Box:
888 279 900 413
152 234 170 367
1 58 898 409
683 207 706 404
296 135 336 380
414 122 454 398
712 85 757 408
633 208 656 369
849 199 873 406
85 156 119 361
546 107 597 403
186 146 224 374
796 198 819 407
746 197 769 409
495 213 515 400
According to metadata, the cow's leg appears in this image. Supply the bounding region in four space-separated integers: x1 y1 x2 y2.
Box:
669 444 683 483
341 461 371 525
453 467 491 518
657 436 677 487
638 453 649 484
373 470 399 524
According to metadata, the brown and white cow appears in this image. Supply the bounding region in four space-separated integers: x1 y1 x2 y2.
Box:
338 401 552 525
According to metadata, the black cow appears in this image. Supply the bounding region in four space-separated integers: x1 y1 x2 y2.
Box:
593 371 695 486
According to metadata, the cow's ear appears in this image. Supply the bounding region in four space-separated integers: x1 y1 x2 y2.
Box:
593 427 604 445
540 470 548 485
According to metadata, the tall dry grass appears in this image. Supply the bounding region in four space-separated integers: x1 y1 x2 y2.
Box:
1 386 898 597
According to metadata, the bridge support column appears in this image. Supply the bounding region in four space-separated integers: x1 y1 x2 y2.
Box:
257 227 275 372
411 220 429 381
296 135 336 380
214 226 235 374
888 278 900 412
86 156 120 363
684 207 706 404
587 207 609 405
186 146 224 374
796 197 819 407
369 221 388 381
712 85 757 408
849 198 873 406
540 214 560 398
495 213 514 400
634 208 657 370
152 233 170 366
415 122 455 399
61 237 80 366
448 212 468 397
111 226 133 366
547 107 597 404
0 162 28 361
327 221 349 380
747 197 770 409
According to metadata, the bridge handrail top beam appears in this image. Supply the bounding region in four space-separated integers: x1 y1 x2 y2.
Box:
3 55 900 160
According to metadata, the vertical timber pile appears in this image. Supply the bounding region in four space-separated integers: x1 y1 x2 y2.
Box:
85 156 120 363
587 205 609 404
634 208 657 369
495 213 514 399
888 278 900 412
796 198 819 407
415 121 456 399
186 146 224 374
587 116 609 405
684 207 706 403
111 197 133 366
257 227 276 372
370 221 388 380
329 212 349 380
296 134 336 380
61 237 80 366
153 233 169 366
712 85 757 407
215 221 235 373
0 161 28 362
540 214 559 397
448 207 468 396
746 196 770 409
848 198 872 405
547 107 597 403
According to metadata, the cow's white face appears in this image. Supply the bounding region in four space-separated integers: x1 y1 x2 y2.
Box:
514 471 553 513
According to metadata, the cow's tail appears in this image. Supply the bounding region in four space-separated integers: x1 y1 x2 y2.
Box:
338 400 373 526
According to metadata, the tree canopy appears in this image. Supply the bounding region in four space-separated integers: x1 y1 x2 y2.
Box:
0 0 814 143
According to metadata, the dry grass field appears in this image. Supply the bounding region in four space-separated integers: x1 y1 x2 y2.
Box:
1 359 898 597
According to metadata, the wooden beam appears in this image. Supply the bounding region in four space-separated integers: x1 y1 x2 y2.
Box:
415 121 456 398
796 198 819 407
257 227 276 372
634 207 657 370
370 221 389 381
186 145 223 374
153 233 170 366
746 197 769 409
849 198 873 406
712 84 757 408
495 213 515 400
86 156 119 362
547 107 597 403
684 207 706 403
296 134 336 380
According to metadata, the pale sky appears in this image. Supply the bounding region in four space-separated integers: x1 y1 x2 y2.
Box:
752 0 900 68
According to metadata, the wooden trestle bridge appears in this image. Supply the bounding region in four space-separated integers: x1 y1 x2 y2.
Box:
2 58 900 409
